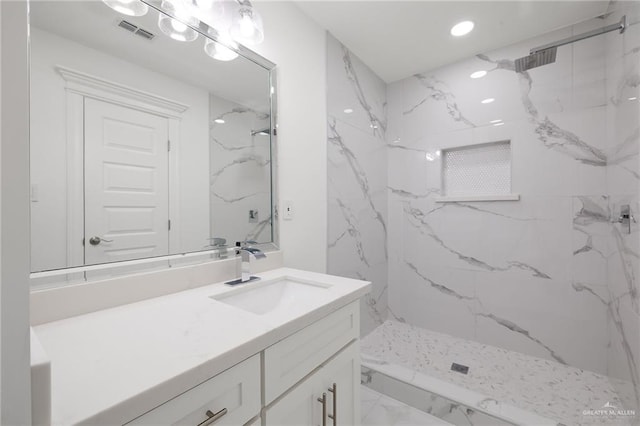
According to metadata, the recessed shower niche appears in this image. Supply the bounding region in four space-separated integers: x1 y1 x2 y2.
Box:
437 140 520 202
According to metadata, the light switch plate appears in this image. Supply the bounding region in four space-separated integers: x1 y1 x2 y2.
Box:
283 200 294 220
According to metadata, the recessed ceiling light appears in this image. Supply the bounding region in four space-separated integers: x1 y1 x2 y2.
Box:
493 122 505 127
214 119 225 124
481 98 495 104
470 70 487 79
450 21 474 37
343 108 354 114
489 119 502 124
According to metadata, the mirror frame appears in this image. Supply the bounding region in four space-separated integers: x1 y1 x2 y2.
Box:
29 0 279 286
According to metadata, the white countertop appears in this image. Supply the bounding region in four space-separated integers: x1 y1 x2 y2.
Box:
32 268 370 425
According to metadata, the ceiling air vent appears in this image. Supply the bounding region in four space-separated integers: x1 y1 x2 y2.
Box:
117 20 155 41
136 28 155 40
118 20 138 33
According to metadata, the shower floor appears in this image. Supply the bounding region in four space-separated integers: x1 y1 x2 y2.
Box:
361 320 630 426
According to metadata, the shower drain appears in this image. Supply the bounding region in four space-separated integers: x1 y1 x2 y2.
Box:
451 362 469 374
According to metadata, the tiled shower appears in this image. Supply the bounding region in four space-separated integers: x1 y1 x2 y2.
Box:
327 1 639 424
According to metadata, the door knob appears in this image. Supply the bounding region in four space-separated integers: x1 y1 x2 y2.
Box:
89 236 113 245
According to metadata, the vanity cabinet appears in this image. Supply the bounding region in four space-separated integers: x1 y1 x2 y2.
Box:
263 302 360 404
124 302 361 426
264 341 360 426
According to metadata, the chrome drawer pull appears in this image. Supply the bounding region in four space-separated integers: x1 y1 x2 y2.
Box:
328 383 337 425
197 407 227 426
317 392 327 426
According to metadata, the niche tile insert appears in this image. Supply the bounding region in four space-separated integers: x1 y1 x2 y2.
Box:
440 141 517 202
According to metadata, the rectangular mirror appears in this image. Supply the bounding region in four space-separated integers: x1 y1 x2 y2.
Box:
29 0 277 276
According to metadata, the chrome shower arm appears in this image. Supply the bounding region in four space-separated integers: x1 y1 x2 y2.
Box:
530 15 625 54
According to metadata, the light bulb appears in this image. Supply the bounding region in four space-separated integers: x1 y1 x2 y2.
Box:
171 19 187 32
204 39 239 61
158 12 199 42
102 0 148 16
204 29 239 61
239 14 255 37
229 3 264 45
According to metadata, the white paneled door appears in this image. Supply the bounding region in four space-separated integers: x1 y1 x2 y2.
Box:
84 98 170 265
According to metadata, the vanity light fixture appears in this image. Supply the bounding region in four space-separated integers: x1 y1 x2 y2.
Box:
229 0 264 45
481 98 495 104
214 118 225 124
450 20 474 37
628 97 638 101
204 31 239 61
102 0 149 16
470 70 487 79
158 0 199 42
158 14 199 41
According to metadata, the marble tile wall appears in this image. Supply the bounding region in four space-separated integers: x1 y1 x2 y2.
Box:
605 1 640 413
326 34 388 335
385 4 640 411
209 94 272 247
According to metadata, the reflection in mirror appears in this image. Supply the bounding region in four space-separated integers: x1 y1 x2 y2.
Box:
29 0 275 275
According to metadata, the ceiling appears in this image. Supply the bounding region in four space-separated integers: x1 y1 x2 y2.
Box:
294 0 611 83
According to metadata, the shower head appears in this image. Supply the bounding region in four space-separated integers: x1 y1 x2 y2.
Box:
515 47 557 73
515 15 626 73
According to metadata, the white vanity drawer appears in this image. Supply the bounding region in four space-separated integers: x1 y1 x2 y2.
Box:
263 301 359 404
126 354 260 426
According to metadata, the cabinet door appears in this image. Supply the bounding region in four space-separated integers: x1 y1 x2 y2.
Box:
263 368 319 426
319 342 360 426
264 341 360 426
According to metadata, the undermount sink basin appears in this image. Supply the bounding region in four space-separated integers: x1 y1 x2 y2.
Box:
211 278 331 316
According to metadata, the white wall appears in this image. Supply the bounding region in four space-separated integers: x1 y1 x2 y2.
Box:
251 1 328 273
30 27 210 272
1 1 31 423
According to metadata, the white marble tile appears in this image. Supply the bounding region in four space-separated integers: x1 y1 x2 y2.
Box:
327 34 386 139
388 262 478 340
572 196 612 286
475 273 610 374
328 119 387 203
608 295 640 410
361 386 453 426
607 195 640 302
327 38 388 336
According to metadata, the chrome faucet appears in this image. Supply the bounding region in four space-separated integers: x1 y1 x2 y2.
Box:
225 241 266 285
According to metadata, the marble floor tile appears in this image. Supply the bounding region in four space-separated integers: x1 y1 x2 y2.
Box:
361 386 453 426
